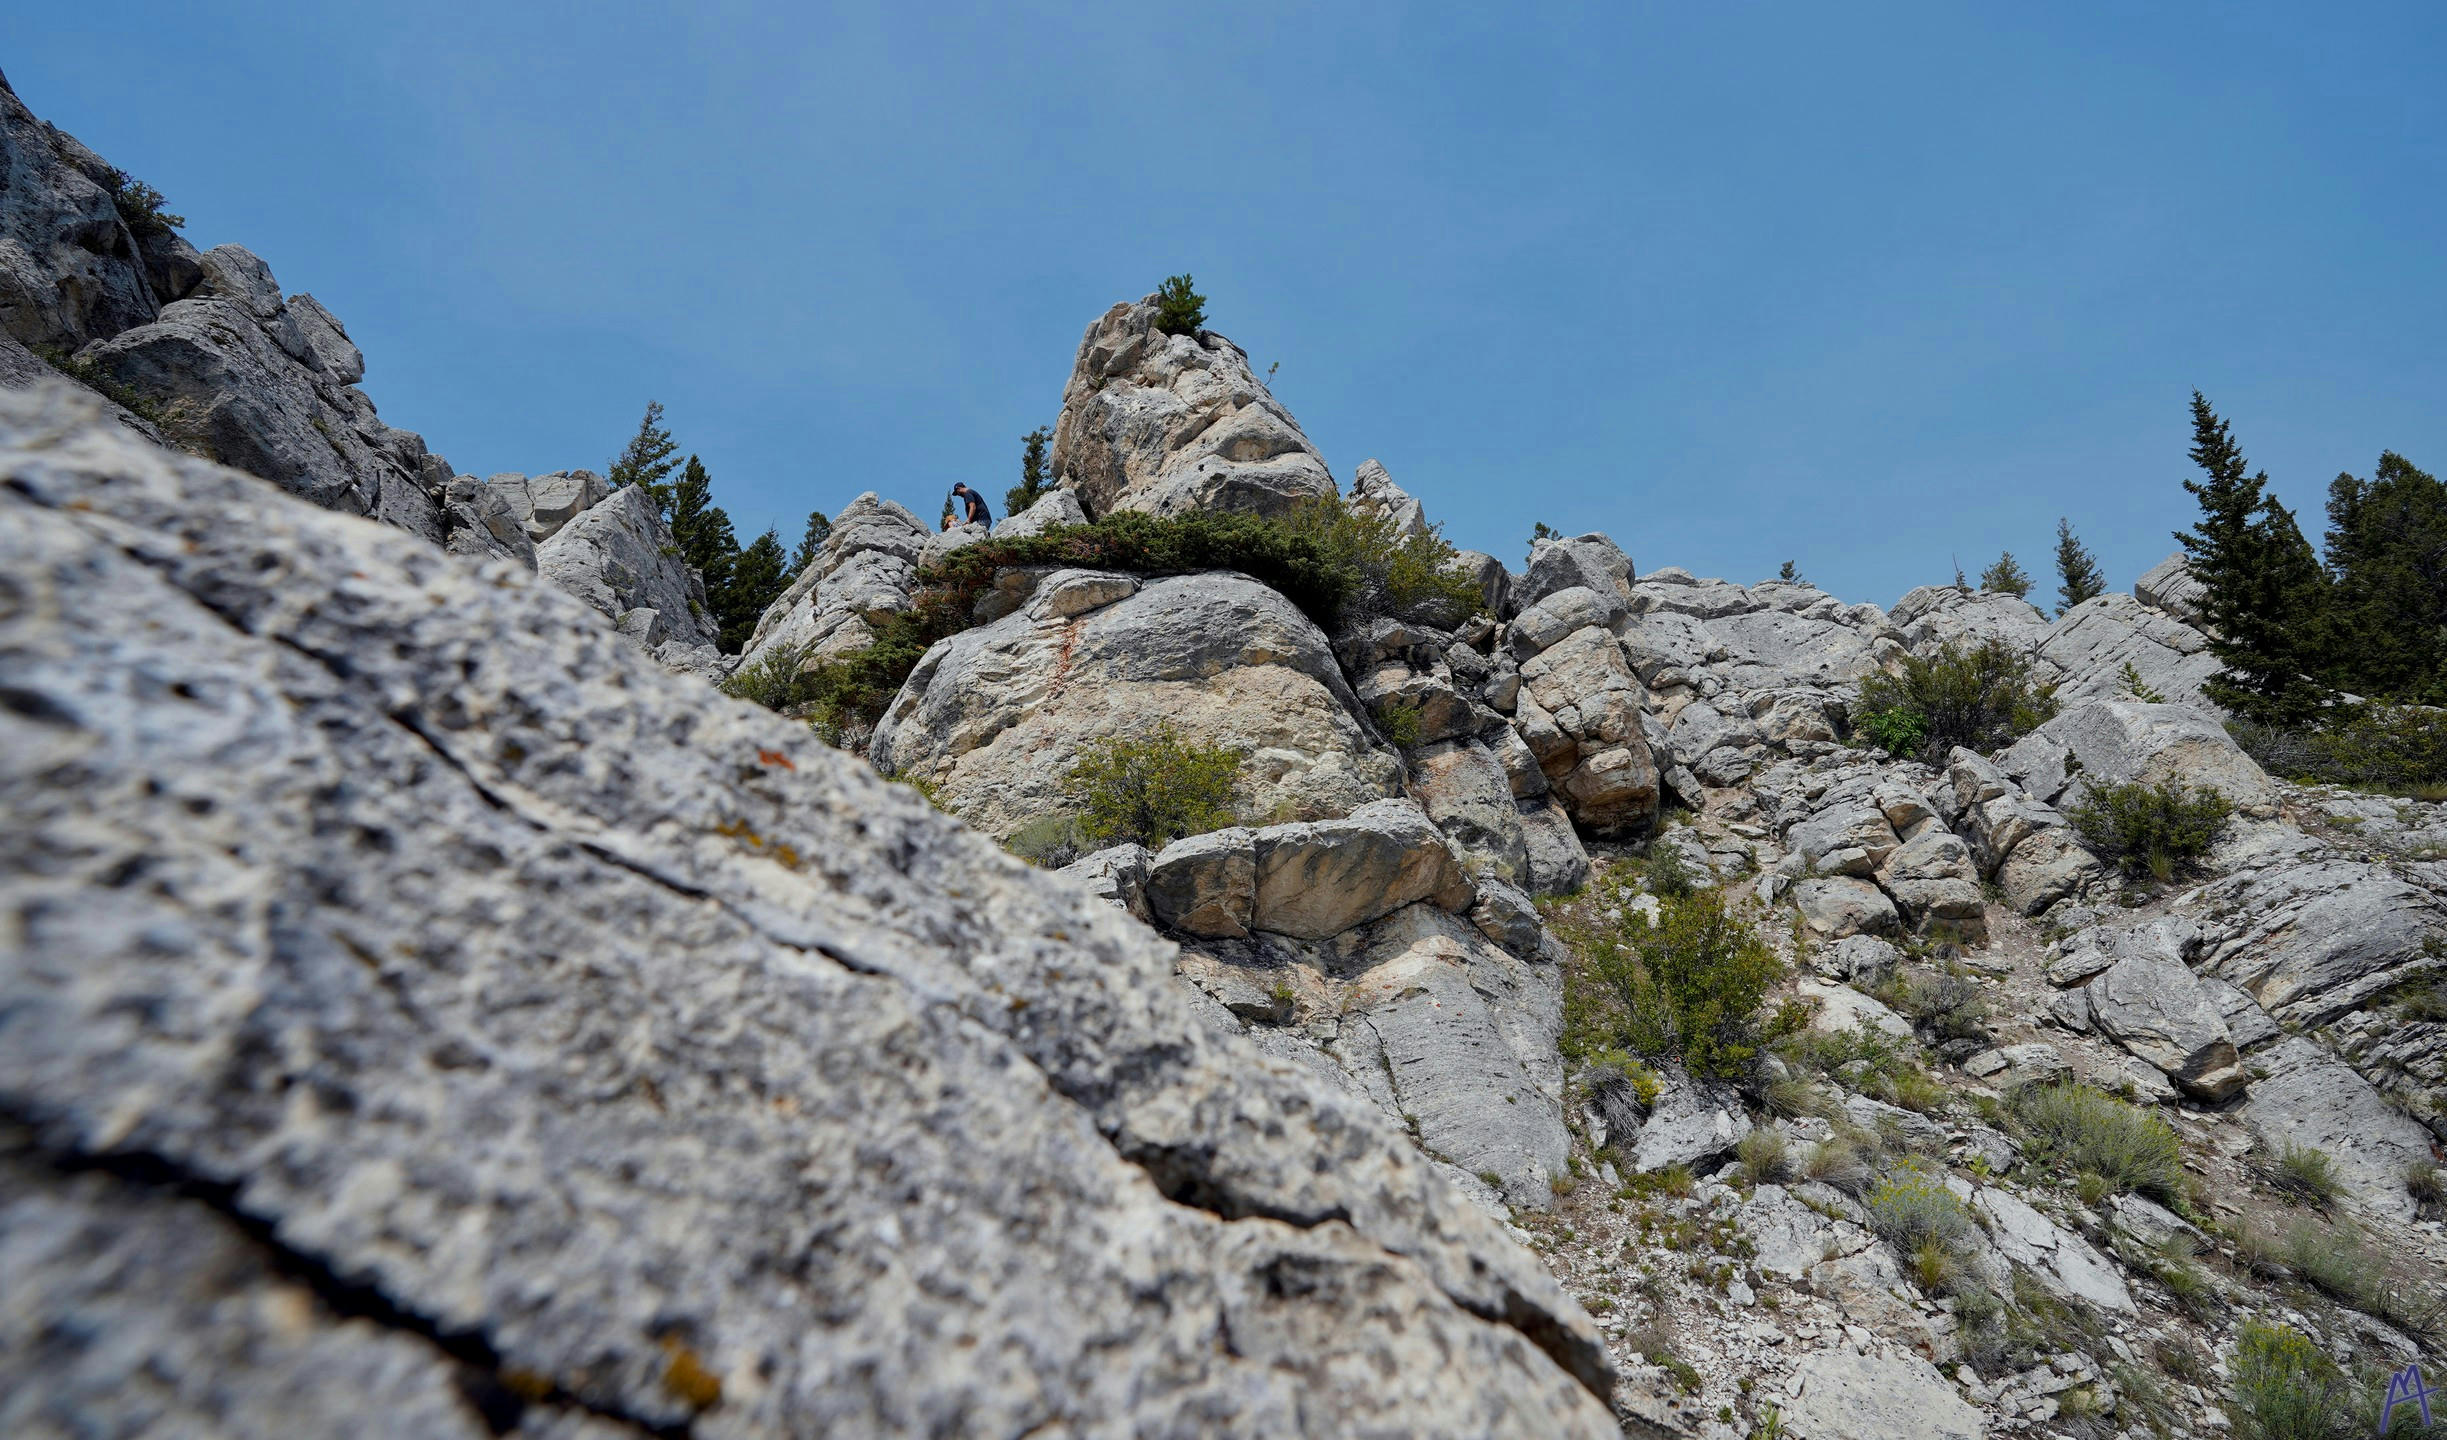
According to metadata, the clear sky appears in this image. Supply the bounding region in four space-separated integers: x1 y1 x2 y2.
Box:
11 3 2444 606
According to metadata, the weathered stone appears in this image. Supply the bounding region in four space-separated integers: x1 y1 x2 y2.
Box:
1512 533 1633 614
477 468 611 544
1516 796 1592 895
1782 1348 1982 1440
1971 1188 2134 1312
0 76 169 353
2133 553 2209 628
1145 827 1260 938
2085 953 2247 1101
1058 842 1154 924
870 571 1402 840
1250 800 1472 940
1507 585 1628 660
1468 877 1545 956
1789 878 1900 939
1348 457 1427 538
991 485 1088 539
1049 295 1335 519
1889 584 2050 657
2001 699 2277 817
2040 592 2222 712
2109 1193 2208 1255
738 491 930 668
1799 979 1914 1040
535 482 722 655
1410 738 1533 885
1961 1042 2071 1090
1629 1070 1752 1173
1818 934 1903 987
0 386 1618 1435
2240 1037 2436 1222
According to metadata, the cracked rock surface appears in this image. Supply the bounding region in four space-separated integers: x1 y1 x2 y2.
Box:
0 384 1614 1438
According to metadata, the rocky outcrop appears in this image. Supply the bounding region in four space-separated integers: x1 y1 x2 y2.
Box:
2078 937 2247 1101
470 467 611 545
0 384 1618 1437
1889 584 2050 657
2134 553 2209 628
991 485 1087 539
2240 1038 2437 1222
870 570 1403 841
738 491 930 669
0 72 187 356
2002 698 2277 816
535 482 724 664
1049 294 1335 519
2038 592 2222 711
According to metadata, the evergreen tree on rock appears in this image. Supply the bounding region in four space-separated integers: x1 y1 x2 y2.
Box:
668 455 740 599
1980 551 2033 598
2053 518 2105 616
2177 391 2332 726
789 509 832 579
721 529 791 653
1007 426 1053 516
2323 451 2447 705
609 400 682 514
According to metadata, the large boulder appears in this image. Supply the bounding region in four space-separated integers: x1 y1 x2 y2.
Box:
1408 737 1535 887
80 245 453 540
535 482 723 658
1782 1349 1982 1440
1888 584 2051 656
474 468 612 545
2084 951 2247 1101
2134 553 2210 628
1511 533 1633 615
1515 624 1660 837
1240 800 1473 940
991 485 1088 539
1049 295 1335 519
0 384 1618 1437
2039 592 2223 713
2241 1038 2438 1222
870 571 1402 840
736 491 930 669
2001 698 2278 817
0 73 179 354
1348 457 1427 538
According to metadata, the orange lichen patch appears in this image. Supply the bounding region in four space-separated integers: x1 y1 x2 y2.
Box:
500 1369 555 1402
710 816 804 872
756 748 795 770
658 1337 723 1410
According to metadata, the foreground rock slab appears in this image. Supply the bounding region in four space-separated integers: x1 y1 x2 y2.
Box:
0 385 1615 1438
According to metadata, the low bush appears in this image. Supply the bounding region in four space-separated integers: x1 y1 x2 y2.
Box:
1559 885 1797 1081
1735 1126 1789 1183
1644 842 1701 898
718 640 818 713
100 165 184 238
2231 704 2447 800
1001 812 1085 869
2066 780 2236 882
2012 1082 2185 1204
1153 273 1207 335
2230 1322 2344 1440
1863 1158 1974 1251
1801 1133 1873 1192
34 344 163 423
1063 723 1245 851
2282 1218 2380 1308
2268 1142 2343 1208
1851 638 2059 765
788 499 1482 740
1889 970 1991 1043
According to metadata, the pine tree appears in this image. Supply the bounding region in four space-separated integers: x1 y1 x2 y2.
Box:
2323 452 2447 705
1006 426 1053 515
2176 392 2332 725
2052 518 2105 616
1778 560 1803 583
1153 274 1206 335
789 509 832 579
667 455 740 603
608 400 681 513
719 529 791 652
1980 552 2032 598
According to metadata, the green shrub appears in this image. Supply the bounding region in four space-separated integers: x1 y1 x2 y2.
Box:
1006 426 1053 516
797 500 1484 744
1735 1126 1789 1183
2230 1322 2344 1440
719 640 818 713
1852 639 2058 764
1892 971 1990 1043
2012 1082 2185 1203
1063 723 1245 851
2066 780 2236 882
1979 551 2034 598
1002 812 1085 868
2231 704 2447 799
1864 1159 1974 1249
1644 842 1700 898
2410 1161 2447 1217
1153 273 1207 335
2282 1217 2380 1307
1375 696 1423 749
100 165 184 238
1559 886 1796 1080
2269 1142 2343 1208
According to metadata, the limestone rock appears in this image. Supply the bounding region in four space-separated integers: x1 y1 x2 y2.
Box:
738 491 930 669
472 468 611 544
1971 1188 2135 1312
1146 827 1260 937
0 384 1616 1435
1513 533 1633 615
2240 1037 2437 1222
2134 553 2209 628
1348 457 1427 538
0 75 169 353
1049 295 1335 519
1889 584 2050 657
1517 796 1593 895
1788 877 1900 939
2001 699 2277 817
918 519 989 569
535 482 722 654
1058 842 1154 924
1799 979 1914 1040
1517 625 1659 837
870 571 1402 840
1782 1348 1982 1440
1628 1070 1752 1173
2040 592 2222 712
2084 953 2247 1101
1250 800 1473 940
1409 738 1534 886
991 485 1088 539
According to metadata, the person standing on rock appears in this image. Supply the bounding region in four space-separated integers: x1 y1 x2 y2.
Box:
949 482 991 529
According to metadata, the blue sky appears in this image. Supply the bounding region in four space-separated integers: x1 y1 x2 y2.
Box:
12 3 2444 606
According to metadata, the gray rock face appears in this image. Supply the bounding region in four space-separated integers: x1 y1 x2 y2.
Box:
1970 1187 2134 1313
1513 534 1634 615
475 468 612 545
78 245 452 539
1782 1348 1981 1440
1409 738 1534 886
1889 584 2050 657
1250 800 1474 940
1050 295 1335 519
1146 826 1260 937
535 482 722 657
1516 625 1660 837
2240 1038 2436 1222
990 484 1088 539
1348 457 1427 538
1788 877 1900 939
2134 553 2209 628
1516 796 1593 894
871 570 1402 841
2084 952 2247 1101
2002 699 2277 817
2039 593 2222 713
0 385 1616 1436
1627 1070 1753 1172
739 491 930 670
0 75 181 355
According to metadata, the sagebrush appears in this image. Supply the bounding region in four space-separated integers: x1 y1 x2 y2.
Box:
1851 639 2058 764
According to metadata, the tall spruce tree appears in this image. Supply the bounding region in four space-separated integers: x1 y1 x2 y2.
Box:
788 510 832 579
667 455 740 601
608 401 682 513
720 529 791 652
2176 392 2332 725
2323 452 2447 705
1007 426 1053 515
2052 518 2105 616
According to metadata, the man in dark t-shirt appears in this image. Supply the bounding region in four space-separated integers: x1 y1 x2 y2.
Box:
949 483 992 529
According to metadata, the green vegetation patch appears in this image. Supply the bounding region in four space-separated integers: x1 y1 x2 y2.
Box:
1851 638 2058 764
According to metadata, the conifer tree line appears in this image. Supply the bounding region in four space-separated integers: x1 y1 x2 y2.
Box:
608 401 831 654
2173 391 2445 725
